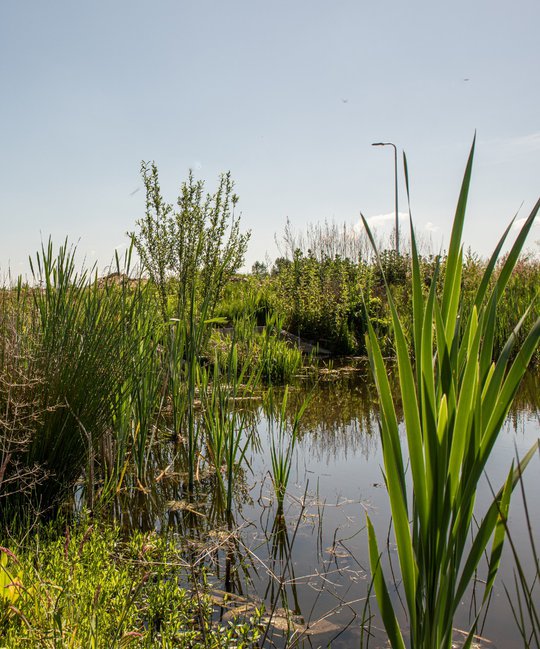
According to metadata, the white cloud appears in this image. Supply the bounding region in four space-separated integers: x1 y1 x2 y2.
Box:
424 221 439 232
506 132 540 153
358 211 409 229
512 215 540 231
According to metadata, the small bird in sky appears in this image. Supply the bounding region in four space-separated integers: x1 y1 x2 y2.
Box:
129 187 141 196
463 78 470 82
341 98 349 103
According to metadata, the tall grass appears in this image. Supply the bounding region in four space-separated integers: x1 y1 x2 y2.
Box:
0 240 168 513
168 285 224 494
267 387 308 515
201 340 261 519
258 313 303 384
208 311 304 385
18 241 149 507
363 138 540 649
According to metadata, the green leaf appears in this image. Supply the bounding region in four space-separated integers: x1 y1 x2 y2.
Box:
367 516 407 649
441 135 475 325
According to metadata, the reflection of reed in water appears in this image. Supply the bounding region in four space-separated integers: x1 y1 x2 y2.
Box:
263 510 303 638
262 369 398 463
506 371 540 432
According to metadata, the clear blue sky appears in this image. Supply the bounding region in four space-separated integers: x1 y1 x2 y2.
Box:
2 0 539 276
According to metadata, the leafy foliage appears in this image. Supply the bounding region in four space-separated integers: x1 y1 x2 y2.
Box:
130 163 250 321
0 524 262 648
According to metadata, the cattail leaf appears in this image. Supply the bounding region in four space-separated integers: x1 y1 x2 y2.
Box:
367 516 407 649
441 135 475 322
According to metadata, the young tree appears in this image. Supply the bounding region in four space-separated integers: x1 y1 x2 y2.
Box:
130 162 250 321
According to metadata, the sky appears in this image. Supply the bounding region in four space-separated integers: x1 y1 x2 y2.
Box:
1 0 540 278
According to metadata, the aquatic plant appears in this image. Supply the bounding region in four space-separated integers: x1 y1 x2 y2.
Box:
18 241 149 506
202 340 261 519
268 387 308 514
503 445 540 648
208 310 303 385
258 313 303 385
363 138 540 649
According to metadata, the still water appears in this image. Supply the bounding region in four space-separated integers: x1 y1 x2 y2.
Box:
121 366 540 648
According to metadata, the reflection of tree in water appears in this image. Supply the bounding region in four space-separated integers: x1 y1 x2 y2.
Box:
289 367 538 463
261 367 404 463
505 371 540 432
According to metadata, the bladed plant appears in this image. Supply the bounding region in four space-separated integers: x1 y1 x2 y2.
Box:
201 338 261 519
502 444 540 649
20 240 149 507
363 137 540 649
268 387 308 515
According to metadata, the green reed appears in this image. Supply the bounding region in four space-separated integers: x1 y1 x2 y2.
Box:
259 312 303 385
201 337 261 519
267 387 308 514
502 444 540 648
21 240 147 506
209 310 303 385
363 138 540 649
96 265 164 501
168 305 213 493
0 240 169 512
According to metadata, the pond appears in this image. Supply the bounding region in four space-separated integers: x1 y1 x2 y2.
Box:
114 365 540 649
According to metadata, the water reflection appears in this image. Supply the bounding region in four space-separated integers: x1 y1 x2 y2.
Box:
106 365 539 648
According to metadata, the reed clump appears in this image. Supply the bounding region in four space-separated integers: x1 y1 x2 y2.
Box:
364 138 540 649
0 241 157 512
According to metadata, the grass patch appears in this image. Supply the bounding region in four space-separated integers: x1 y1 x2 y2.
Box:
0 522 262 648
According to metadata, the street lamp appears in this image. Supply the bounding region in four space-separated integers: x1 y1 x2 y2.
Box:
372 142 399 256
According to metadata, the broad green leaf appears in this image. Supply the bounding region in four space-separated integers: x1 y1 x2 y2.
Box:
387 295 428 532
448 309 481 502
482 316 540 463
483 464 513 602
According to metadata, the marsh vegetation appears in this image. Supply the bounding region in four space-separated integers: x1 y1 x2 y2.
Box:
1 145 539 648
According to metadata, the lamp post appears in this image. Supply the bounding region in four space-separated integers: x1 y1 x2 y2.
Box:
372 142 399 256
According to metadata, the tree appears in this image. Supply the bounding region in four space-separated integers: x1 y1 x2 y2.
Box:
130 162 250 321
251 260 268 278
